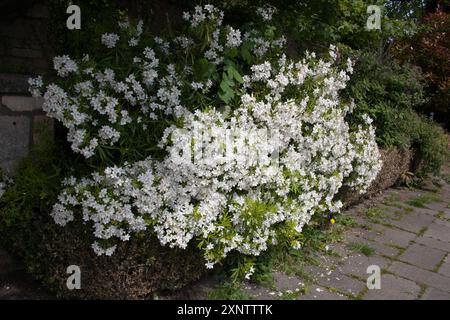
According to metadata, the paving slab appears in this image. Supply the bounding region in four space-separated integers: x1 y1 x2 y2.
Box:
437 254 450 278
297 285 347 300
310 269 366 296
438 210 450 221
345 235 400 258
337 254 391 280
434 218 450 228
387 211 435 234
389 190 426 202
424 202 448 212
272 272 305 292
424 222 450 243
415 235 450 253
241 284 282 300
371 226 417 248
389 261 450 292
412 207 441 217
363 274 421 300
421 287 450 300
399 243 447 271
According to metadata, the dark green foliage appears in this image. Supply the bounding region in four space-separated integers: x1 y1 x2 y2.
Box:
0 135 73 259
408 115 449 174
48 0 124 58
345 50 426 148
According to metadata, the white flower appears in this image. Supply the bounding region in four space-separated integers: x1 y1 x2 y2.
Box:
28 76 43 97
346 58 354 74
98 125 121 145
191 82 204 90
101 33 120 48
129 37 139 47
118 19 130 29
251 62 272 81
226 27 241 48
256 6 277 21
245 266 255 279
92 242 117 256
53 55 78 77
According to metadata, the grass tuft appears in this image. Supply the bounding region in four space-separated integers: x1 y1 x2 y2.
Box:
347 242 375 256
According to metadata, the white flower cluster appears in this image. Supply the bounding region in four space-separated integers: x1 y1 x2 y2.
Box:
50 60 381 265
183 5 223 27
29 6 289 160
183 5 284 65
101 33 120 48
129 20 144 47
34 6 381 267
226 27 242 48
243 30 286 58
347 115 382 193
28 76 43 97
256 6 277 21
53 55 78 77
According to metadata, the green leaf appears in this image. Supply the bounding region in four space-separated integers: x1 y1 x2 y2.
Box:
218 89 234 104
240 43 253 64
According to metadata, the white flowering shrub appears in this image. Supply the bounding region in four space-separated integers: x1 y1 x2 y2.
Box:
29 5 381 268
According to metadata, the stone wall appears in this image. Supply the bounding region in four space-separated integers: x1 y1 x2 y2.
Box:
0 74 53 175
342 148 415 207
0 1 52 175
0 1 183 176
0 1 51 75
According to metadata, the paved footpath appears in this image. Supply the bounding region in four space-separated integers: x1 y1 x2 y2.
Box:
1 163 450 299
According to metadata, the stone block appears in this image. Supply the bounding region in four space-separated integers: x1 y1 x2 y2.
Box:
2 95 43 112
421 287 450 300
372 226 417 248
298 285 347 300
438 254 450 278
0 115 31 175
424 222 450 243
399 243 446 271
415 235 450 252
363 274 421 300
272 271 304 292
0 73 31 94
337 254 391 279
388 211 435 234
306 266 366 296
389 261 450 292
32 115 53 146
10 47 43 59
